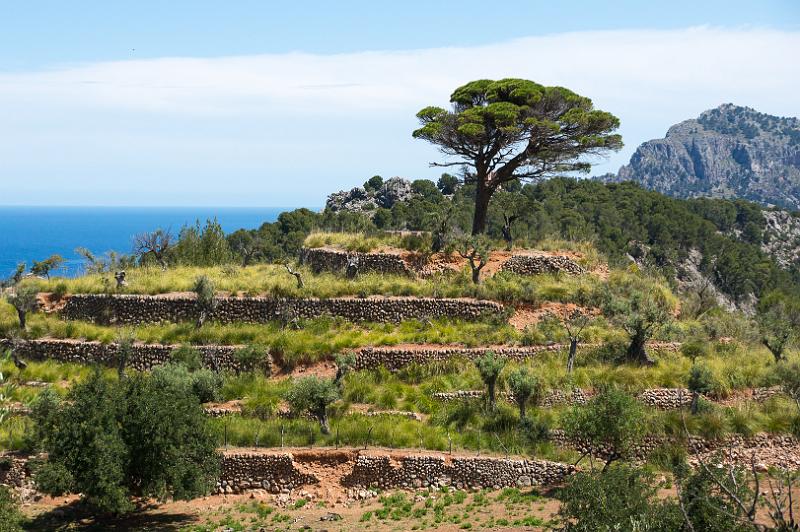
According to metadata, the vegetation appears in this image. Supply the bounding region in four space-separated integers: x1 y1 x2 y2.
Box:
284 376 340 434
31 370 219 514
413 79 622 234
474 352 505 407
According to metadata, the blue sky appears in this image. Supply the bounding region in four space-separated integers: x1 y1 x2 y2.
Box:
1 1 799 206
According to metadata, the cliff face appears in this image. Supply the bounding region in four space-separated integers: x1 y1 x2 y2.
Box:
613 104 800 210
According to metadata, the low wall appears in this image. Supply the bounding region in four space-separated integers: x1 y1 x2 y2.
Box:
1 339 253 373
216 449 575 494
355 344 562 371
500 255 585 276
61 294 504 325
300 248 414 276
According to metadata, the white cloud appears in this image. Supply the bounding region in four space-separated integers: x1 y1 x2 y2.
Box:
1 26 798 205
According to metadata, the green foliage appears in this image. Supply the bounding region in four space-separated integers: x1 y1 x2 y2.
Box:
413 79 622 234
687 364 715 396
601 272 676 363
364 175 384 192
171 219 233 267
562 387 646 466
0 486 22 532
32 370 219 513
558 465 682 532
4 282 38 328
757 290 800 362
151 363 223 404
30 254 63 279
474 351 505 406
193 275 216 328
678 467 754 532
235 345 271 374
506 366 542 418
437 173 459 195
284 376 340 434
171 344 203 371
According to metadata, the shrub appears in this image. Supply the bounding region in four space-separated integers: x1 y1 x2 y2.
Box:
33 370 219 513
0 486 22 531
171 344 203 371
235 345 271 375
558 465 682 531
688 364 716 414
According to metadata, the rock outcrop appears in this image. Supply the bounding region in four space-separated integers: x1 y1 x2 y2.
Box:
325 177 414 214
609 104 800 210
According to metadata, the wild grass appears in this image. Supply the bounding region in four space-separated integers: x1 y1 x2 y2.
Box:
27 262 603 307
1 313 521 366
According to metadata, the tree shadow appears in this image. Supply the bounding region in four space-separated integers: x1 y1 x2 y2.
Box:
24 500 198 531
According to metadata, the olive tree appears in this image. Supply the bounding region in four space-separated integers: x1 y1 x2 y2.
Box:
474 351 506 407
285 376 340 434
193 275 216 329
413 78 622 234
506 366 542 419
562 387 646 470
601 273 676 365
458 235 492 285
757 290 800 363
5 283 38 329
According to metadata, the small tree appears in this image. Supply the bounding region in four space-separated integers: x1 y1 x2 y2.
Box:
5 283 38 330
757 290 800 363
30 254 63 280
562 387 646 470
776 361 800 415
474 351 506 407
115 329 135 380
559 465 682 532
506 367 542 419
601 273 676 365
193 276 216 329
133 228 173 270
285 376 340 434
364 175 384 192
458 236 492 285
334 352 356 385
283 263 305 288
687 364 714 415
543 306 593 373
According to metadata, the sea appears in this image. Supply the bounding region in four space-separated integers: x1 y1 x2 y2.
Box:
0 206 297 278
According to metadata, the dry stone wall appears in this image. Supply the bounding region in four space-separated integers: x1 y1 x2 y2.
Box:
342 454 575 490
216 453 318 494
500 255 585 275
216 449 575 494
1 338 251 373
61 294 504 325
356 344 562 371
300 248 414 276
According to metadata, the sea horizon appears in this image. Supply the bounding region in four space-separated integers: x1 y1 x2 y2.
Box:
0 205 315 278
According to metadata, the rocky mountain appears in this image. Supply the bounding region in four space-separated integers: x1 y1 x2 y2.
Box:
608 104 800 210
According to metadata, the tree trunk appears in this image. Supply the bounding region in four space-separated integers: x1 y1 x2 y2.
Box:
471 265 481 284
16 309 26 329
763 340 784 363
487 380 496 407
691 392 699 415
196 310 207 329
567 338 578 373
471 184 492 235
627 333 654 365
317 412 331 435
518 401 526 420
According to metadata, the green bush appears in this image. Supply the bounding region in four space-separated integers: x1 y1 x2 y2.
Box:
0 486 22 531
32 370 219 513
558 465 682 531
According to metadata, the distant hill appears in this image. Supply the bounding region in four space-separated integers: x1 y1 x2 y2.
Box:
604 104 800 210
